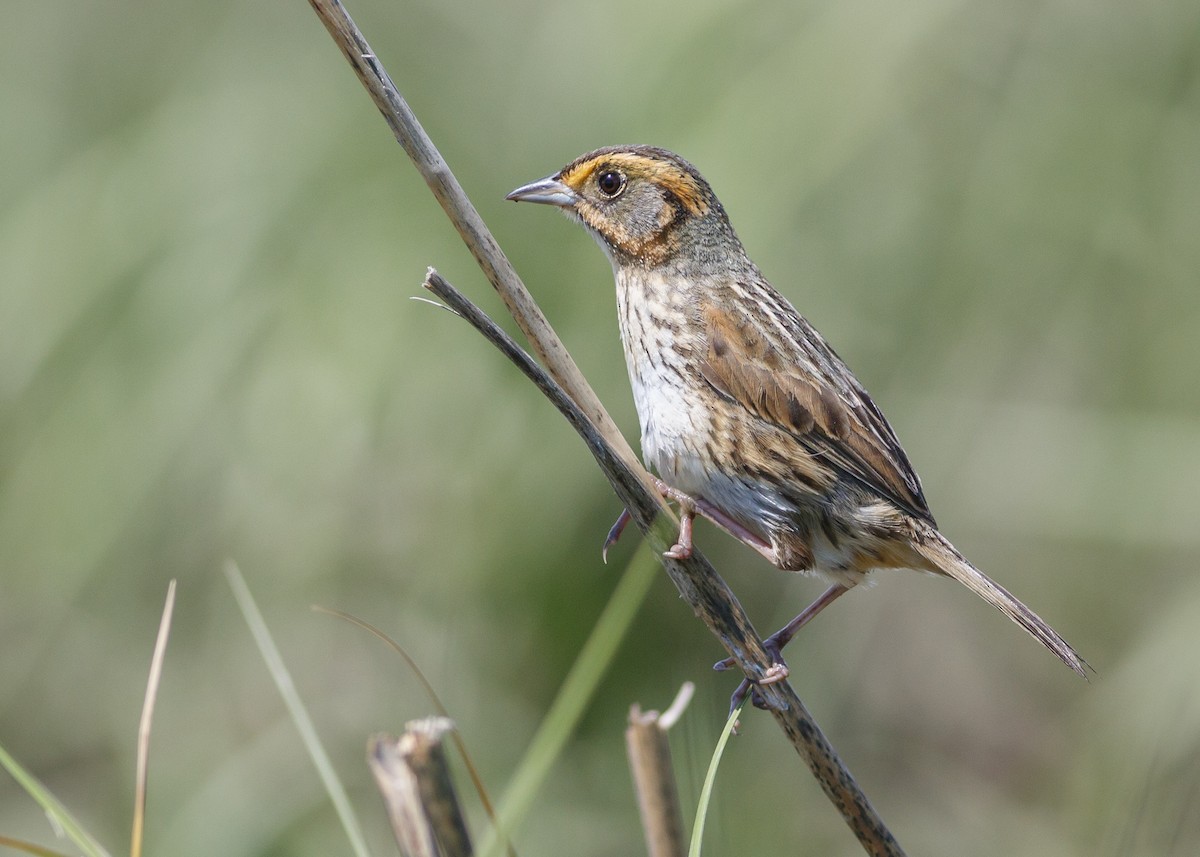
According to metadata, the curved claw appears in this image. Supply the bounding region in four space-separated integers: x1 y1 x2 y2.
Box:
722 651 790 721
729 678 752 723
727 673 783 720
602 508 632 563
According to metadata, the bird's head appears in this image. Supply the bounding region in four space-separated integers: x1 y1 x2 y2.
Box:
507 145 739 269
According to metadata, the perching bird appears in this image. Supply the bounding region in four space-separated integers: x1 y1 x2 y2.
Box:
507 145 1087 690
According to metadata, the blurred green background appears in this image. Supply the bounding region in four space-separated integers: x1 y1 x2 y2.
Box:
2 0 1198 854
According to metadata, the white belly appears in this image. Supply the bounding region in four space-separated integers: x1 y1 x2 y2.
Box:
627 349 710 491
615 270 708 491
615 271 805 538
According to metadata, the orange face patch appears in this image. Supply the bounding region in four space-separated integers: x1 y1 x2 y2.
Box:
559 152 710 217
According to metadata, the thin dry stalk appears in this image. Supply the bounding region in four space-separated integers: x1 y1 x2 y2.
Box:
306 2 905 854
370 719 474 857
422 270 905 857
626 684 694 857
306 0 641 474
131 579 176 857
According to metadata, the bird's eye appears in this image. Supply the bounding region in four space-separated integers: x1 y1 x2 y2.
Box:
596 170 625 198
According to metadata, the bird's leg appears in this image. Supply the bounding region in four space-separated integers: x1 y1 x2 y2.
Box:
719 583 850 715
602 481 777 565
654 479 779 564
662 493 695 559
688 496 776 564
601 480 712 561
715 583 850 674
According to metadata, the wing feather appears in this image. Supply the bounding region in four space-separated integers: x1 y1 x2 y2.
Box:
698 290 934 525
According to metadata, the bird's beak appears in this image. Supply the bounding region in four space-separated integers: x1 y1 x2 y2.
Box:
505 175 578 207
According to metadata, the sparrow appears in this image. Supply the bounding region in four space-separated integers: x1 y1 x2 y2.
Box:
507 145 1087 690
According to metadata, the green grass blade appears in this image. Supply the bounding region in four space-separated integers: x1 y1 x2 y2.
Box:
478 540 660 857
0 742 113 857
688 698 747 857
224 561 372 857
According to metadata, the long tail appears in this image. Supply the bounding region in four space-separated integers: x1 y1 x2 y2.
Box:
911 528 1090 678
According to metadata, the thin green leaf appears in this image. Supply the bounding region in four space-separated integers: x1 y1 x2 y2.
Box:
689 698 747 857
224 561 372 857
0 743 113 857
478 540 660 857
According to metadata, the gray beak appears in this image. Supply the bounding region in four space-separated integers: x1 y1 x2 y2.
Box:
505 175 578 207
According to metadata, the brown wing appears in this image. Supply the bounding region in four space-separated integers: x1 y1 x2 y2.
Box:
697 287 935 525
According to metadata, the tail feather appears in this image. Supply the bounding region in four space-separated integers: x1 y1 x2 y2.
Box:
912 529 1090 679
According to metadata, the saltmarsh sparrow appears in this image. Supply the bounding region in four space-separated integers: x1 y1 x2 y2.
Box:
508 145 1087 685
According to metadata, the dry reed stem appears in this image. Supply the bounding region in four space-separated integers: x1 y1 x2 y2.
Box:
306 2 906 853
370 719 474 857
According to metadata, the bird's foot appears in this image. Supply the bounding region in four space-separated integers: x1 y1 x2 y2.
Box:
601 480 701 561
726 647 791 719
662 502 694 559
715 584 852 720
650 479 700 560
605 479 777 566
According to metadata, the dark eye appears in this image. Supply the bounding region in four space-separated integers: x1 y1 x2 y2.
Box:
596 170 625 197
